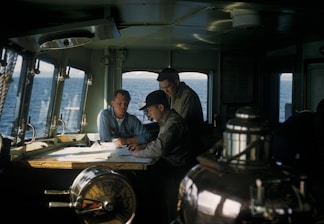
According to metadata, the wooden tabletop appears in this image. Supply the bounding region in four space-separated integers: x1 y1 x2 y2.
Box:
15 144 156 170
23 158 155 170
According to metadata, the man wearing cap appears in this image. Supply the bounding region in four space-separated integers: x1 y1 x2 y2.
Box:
128 89 196 224
157 67 206 155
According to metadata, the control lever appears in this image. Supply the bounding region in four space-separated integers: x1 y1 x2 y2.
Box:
44 189 70 195
44 189 114 214
44 166 136 224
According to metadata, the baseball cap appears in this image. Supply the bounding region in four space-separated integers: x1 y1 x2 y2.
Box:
139 90 169 110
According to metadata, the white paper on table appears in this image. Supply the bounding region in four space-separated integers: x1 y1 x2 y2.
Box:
93 141 118 150
45 141 132 161
107 147 132 158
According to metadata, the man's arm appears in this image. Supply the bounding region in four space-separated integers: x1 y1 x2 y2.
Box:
128 115 153 144
97 109 113 142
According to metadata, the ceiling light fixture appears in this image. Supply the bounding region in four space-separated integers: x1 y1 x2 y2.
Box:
39 30 95 50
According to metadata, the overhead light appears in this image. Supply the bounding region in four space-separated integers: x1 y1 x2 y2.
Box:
39 31 95 50
9 10 120 53
231 9 261 29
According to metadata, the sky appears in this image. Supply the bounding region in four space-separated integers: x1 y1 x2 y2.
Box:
281 73 292 80
123 71 207 79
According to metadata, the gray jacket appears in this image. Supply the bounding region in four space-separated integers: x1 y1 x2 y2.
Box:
171 82 204 137
136 109 195 167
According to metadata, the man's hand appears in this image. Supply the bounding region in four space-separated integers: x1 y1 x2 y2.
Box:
113 138 127 147
128 144 139 151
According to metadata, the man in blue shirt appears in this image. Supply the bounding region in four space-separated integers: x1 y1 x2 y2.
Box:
97 89 152 146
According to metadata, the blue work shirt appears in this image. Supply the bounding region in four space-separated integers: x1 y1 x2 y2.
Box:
97 106 152 143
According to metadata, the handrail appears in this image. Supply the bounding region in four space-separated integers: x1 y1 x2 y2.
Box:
25 123 36 144
57 118 66 136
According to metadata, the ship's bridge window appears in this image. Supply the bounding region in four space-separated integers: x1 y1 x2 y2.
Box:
279 73 293 122
0 56 87 139
59 67 86 133
27 60 55 139
0 51 21 138
122 71 159 123
122 71 207 123
179 72 207 121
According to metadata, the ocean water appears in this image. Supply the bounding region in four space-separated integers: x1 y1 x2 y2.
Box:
0 77 208 137
0 77 291 138
123 78 208 121
280 80 292 121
